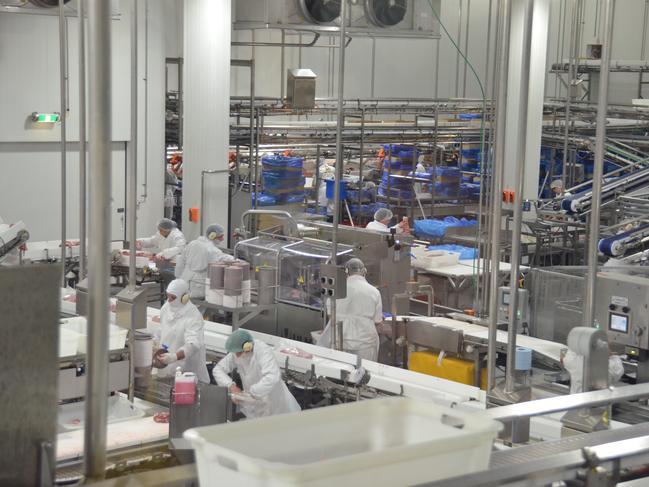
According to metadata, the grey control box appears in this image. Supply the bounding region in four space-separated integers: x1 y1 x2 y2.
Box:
319 264 347 300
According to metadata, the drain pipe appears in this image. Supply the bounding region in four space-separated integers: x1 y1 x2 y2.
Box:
583 0 615 327
83 0 112 479
78 0 87 279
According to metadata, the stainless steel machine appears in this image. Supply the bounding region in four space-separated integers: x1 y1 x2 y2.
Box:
233 212 414 342
595 272 649 382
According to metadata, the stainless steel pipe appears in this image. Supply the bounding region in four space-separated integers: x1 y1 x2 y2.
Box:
583 0 615 327
59 0 67 284
330 0 347 352
505 0 534 394
128 0 138 288
83 0 112 479
78 0 87 279
487 0 512 391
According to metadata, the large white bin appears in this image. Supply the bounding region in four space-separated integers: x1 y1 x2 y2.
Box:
184 397 501 487
61 317 128 352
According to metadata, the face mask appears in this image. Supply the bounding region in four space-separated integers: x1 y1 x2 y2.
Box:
169 297 184 310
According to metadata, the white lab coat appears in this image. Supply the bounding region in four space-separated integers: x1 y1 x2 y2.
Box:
563 350 624 394
175 236 234 298
140 227 186 260
317 275 383 361
366 220 403 234
414 162 427 194
156 300 209 383
0 218 20 265
213 340 301 418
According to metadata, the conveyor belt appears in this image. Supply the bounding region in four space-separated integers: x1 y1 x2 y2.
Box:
491 422 649 468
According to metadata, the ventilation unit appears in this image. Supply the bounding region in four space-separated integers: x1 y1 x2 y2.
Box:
233 0 439 37
347 0 440 37
234 0 341 28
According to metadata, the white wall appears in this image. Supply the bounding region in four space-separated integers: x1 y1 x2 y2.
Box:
0 0 167 242
232 0 649 105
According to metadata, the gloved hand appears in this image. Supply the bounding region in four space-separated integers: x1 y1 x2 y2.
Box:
159 352 178 365
155 253 169 262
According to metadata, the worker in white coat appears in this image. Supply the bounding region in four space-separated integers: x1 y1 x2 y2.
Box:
562 349 625 394
366 208 410 234
153 279 209 383
137 218 186 262
317 258 383 362
175 223 234 298
213 329 301 418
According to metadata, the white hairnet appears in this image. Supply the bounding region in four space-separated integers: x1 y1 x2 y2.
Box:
167 278 189 297
206 223 225 240
374 208 393 222
158 218 177 231
345 258 366 276
550 179 563 190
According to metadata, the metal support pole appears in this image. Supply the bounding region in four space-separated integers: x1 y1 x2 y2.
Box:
253 108 260 209
330 0 347 352
561 0 579 194
59 0 67 284
84 0 111 479
455 0 463 98
78 0 87 279
505 0 534 394
249 59 255 189
358 109 365 213
583 0 615 327
128 0 138 289
462 0 471 98
487 0 512 391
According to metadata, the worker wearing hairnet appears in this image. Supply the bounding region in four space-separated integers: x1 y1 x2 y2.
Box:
366 208 409 234
316 258 383 362
562 349 625 394
153 279 209 383
137 218 186 261
212 329 301 418
175 223 234 298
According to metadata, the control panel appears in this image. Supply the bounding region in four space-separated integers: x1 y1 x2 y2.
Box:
319 263 347 300
594 272 649 350
497 287 530 333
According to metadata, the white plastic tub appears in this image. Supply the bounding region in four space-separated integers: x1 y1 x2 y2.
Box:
184 397 501 487
59 326 80 357
61 317 128 352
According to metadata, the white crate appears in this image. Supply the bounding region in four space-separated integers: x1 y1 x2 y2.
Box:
61 317 128 352
184 397 501 487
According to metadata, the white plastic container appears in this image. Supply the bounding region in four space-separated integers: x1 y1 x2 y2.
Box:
184 397 501 487
61 317 128 352
411 246 459 271
59 326 80 357
58 394 145 431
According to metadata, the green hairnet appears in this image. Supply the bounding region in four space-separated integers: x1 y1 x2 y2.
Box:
225 329 254 353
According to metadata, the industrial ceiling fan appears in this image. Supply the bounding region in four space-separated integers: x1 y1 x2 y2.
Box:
365 0 407 27
300 0 342 24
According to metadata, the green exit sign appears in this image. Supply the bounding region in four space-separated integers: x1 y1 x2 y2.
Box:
31 112 60 123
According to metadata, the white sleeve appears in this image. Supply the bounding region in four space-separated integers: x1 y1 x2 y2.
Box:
373 289 383 323
178 312 203 357
159 232 186 259
139 234 157 248
212 353 236 387
609 355 624 384
248 344 281 399
175 250 186 277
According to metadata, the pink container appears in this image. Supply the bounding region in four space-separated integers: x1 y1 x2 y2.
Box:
174 372 197 405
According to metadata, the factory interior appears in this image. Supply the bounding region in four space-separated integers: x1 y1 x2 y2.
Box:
8 0 649 485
